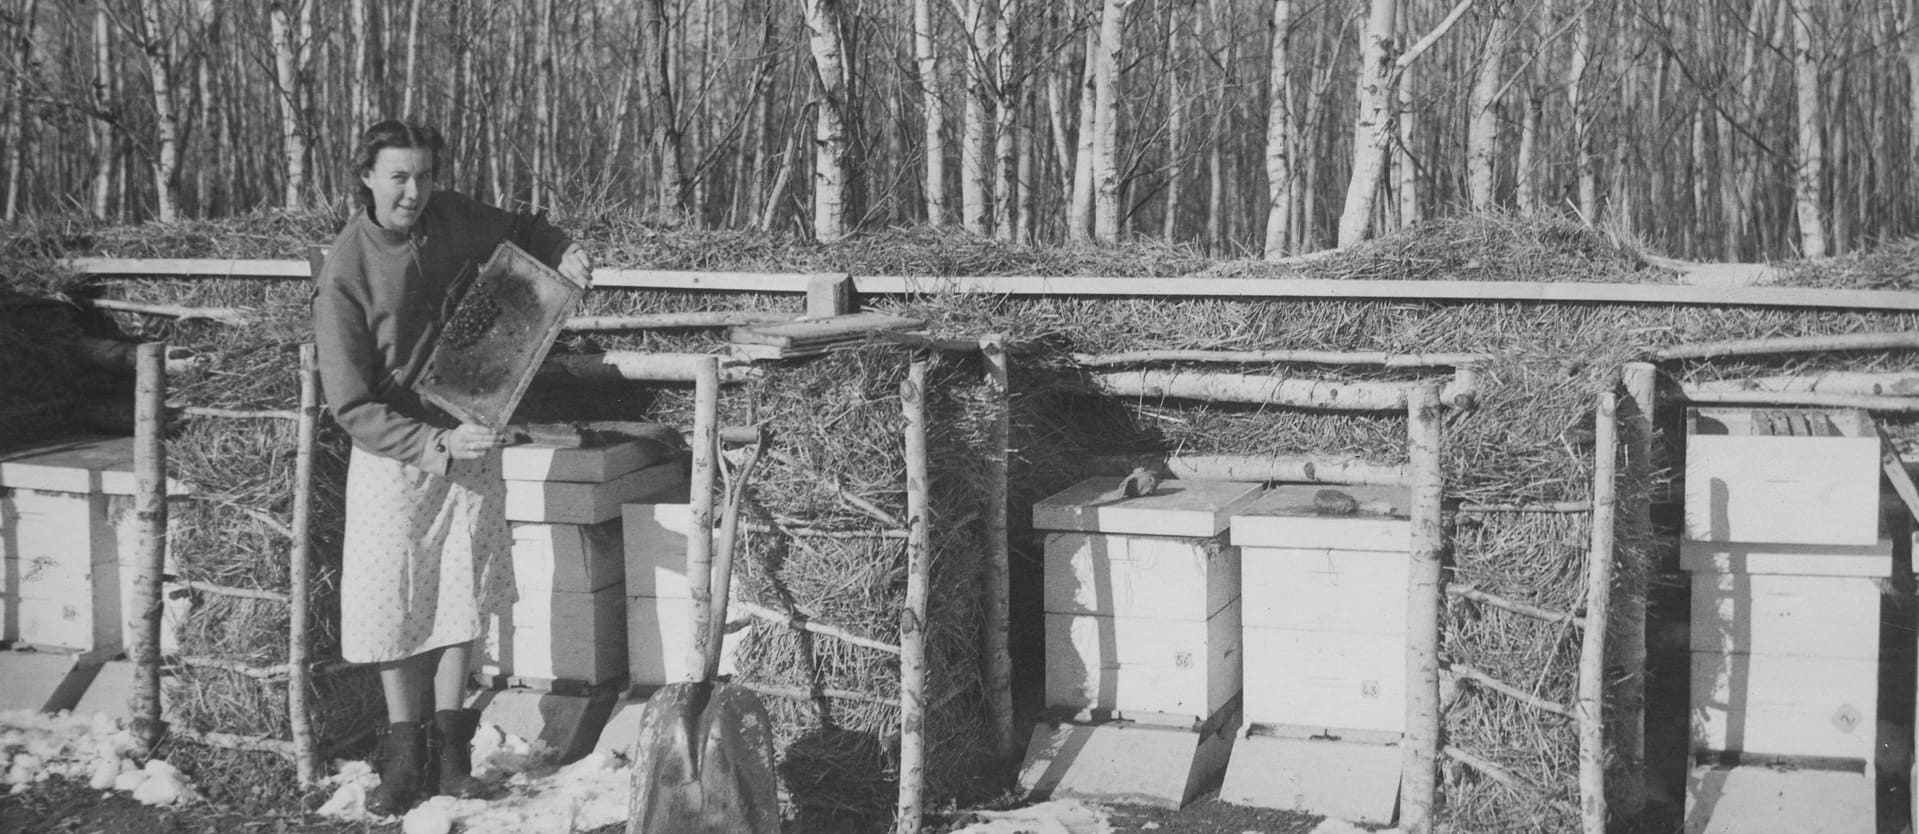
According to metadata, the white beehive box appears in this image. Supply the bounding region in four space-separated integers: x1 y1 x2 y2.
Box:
625 595 742 688
1690 651 1877 763
1683 407 1881 547
1042 599 1242 720
1042 532 1239 621
505 460 686 523
482 583 626 685
511 521 626 595
1034 477 1258 722
1230 485 1411 733
500 439 674 483
1688 571 1882 660
622 501 694 599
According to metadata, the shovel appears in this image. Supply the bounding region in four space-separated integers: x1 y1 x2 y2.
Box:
627 426 779 834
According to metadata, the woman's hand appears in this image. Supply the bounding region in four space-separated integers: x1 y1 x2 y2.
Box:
446 423 506 460
558 244 593 288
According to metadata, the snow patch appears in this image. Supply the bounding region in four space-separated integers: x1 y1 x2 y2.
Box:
0 708 199 806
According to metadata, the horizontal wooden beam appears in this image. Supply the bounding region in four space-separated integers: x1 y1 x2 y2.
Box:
59 257 1919 311
64 258 313 278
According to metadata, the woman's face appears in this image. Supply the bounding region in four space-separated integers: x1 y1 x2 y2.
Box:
361 147 437 232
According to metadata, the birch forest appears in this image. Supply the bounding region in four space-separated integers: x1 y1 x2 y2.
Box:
5 0 1917 261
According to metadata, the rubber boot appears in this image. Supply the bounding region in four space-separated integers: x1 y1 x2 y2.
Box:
433 708 486 798
364 720 426 816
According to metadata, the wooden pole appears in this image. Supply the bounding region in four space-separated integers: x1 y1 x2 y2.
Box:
684 357 720 679
287 344 319 784
1615 362 1656 817
130 342 168 752
979 335 1016 767
896 357 932 834
1579 391 1620 834
1401 384 1444 834
1654 330 1919 360
1679 389 1919 412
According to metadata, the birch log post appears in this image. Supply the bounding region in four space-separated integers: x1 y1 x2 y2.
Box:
1401 384 1445 834
1579 391 1620 834
896 357 932 834
1091 368 1477 411
288 344 320 783
1654 331 1919 360
980 335 1017 766
131 342 169 751
1615 362 1656 816
684 357 720 678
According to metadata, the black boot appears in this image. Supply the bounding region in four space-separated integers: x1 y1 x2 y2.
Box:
364 720 427 816
432 708 486 798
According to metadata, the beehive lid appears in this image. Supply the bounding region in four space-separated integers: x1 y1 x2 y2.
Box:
1231 484 1411 551
414 242 586 429
1032 477 1263 537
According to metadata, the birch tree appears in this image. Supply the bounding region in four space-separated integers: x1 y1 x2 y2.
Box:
1787 0 1826 257
270 0 310 211
644 0 685 222
992 0 1020 242
959 0 991 234
5 0 39 221
913 0 945 225
136 0 183 222
800 0 853 242
1067 24 1097 242
90 0 116 219
1091 0 1130 242
1569 0 1598 222
1467 1 1512 210
1335 0 1399 247
1262 0 1297 257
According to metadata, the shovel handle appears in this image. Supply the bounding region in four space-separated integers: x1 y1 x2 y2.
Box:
705 427 768 682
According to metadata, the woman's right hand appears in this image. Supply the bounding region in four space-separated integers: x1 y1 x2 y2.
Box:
445 423 506 460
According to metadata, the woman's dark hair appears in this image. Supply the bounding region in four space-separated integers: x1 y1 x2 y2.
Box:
352 120 445 207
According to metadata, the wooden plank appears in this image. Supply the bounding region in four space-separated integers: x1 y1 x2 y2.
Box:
62 258 314 278
1230 485 1411 550
54 257 1919 311
501 439 672 482
1877 427 1919 523
852 275 1919 311
1032 477 1264 537
1678 539 1893 578
729 312 924 347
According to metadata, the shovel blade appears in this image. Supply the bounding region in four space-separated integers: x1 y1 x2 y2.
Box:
627 682 782 834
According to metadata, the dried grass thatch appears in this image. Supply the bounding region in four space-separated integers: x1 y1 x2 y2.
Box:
9 209 1919 827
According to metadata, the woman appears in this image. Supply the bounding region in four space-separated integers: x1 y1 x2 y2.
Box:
312 120 591 815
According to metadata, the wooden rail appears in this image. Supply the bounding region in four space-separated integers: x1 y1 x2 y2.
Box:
62 257 1919 311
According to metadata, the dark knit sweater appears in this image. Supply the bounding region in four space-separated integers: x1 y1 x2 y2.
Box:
313 191 571 473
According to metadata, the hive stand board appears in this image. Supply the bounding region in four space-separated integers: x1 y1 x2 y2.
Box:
1217 728 1401 824
1016 698 1241 809
1683 765 1873 834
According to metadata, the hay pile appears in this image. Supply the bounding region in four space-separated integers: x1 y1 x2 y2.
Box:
8 210 1919 829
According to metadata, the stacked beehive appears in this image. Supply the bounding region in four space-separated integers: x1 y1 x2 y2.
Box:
1018 477 1260 807
481 439 683 688
0 437 190 655
621 495 699 688
1217 484 1411 822
1681 407 1890 770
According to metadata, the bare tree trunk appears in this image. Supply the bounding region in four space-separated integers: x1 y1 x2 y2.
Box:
91 0 115 219
960 0 991 234
1392 0 1417 231
1336 0 1399 247
138 0 182 222
913 0 945 225
1016 80 1035 242
1161 6 1184 242
1262 0 1297 258
1908 1 1919 196
1092 0 1129 242
401 0 422 117
532 0 554 212
993 0 1021 242
644 0 684 221
1569 0 1597 222
349 0 370 129
1068 24 1097 242
270 1 309 211
1468 1 1512 211
1788 0 1827 257
5 0 38 221
801 0 853 242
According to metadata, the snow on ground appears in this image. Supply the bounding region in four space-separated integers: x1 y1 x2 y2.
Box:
3 708 1398 834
